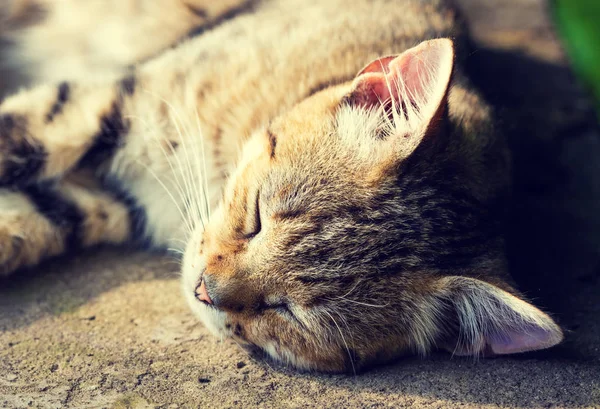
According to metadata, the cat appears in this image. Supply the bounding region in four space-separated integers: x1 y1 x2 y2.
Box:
0 0 563 372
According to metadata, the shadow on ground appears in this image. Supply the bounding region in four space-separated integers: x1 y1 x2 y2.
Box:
467 46 600 363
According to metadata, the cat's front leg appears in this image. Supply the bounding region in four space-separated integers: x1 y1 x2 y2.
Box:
0 78 136 187
0 72 209 256
0 174 131 277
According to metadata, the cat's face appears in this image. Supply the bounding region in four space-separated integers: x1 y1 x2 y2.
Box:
182 39 563 372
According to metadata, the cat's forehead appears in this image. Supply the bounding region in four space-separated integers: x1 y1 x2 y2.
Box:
265 88 417 180
265 84 352 156
230 83 427 210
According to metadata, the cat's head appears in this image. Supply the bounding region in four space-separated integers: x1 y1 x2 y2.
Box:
181 39 563 372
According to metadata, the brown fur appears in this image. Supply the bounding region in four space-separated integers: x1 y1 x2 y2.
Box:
0 0 563 372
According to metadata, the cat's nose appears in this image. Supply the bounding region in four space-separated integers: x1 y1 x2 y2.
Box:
196 273 259 313
194 279 213 305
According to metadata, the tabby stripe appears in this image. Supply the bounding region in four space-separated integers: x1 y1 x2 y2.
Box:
184 4 208 19
101 175 149 247
305 75 353 99
342 348 361 375
0 114 47 186
45 82 70 123
77 100 130 169
22 183 84 250
267 129 277 159
272 208 305 221
213 126 223 161
282 222 327 250
187 0 259 38
119 74 136 96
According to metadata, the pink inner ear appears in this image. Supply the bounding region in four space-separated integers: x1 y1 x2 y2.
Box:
487 327 559 354
349 39 454 113
439 276 564 358
388 50 429 105
357 56 396 76
349 72 392 109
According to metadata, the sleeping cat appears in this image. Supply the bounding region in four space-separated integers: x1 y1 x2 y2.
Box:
0 0 563 372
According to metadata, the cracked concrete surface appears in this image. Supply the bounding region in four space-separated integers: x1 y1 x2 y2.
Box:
1 0 600 408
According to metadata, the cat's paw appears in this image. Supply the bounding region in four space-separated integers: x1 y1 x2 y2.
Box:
0 225 26 277
0 113 46 187
0 192 58 277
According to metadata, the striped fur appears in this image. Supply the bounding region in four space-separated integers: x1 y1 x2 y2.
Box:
0 173 130 276
0 0 562 372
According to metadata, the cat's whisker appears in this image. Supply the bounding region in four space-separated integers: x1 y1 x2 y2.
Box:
332 297 390 308
138 90 197 215
184 96 210 226
235 338 277 372
229 338 253 360
126 114 197 238
141 89 207 232
161 257 184 271
331 309 357 373
170 237 188 245
125 114 187 191
164 100 206 230
174 121 203 229
124 111 194 235
133 158 195 236
156 135 201 235
192 100 212 220
338 277 364 300
178 104 211 230
321 309 356 375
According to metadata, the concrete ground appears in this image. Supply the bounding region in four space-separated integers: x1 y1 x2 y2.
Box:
1 0 599 408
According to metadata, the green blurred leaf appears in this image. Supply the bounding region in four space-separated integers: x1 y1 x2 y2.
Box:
553 0 600 118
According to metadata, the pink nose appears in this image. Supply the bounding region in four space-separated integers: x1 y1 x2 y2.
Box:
195 280 213 305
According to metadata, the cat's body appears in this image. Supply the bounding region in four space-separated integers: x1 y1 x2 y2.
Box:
0 0 563 372
0 0 467 264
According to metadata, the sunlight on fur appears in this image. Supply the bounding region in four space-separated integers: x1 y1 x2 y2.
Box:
0 0 564 373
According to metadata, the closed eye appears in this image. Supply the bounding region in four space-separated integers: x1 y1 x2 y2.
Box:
258 300 289 313
244 190 262 239
259 300 305 329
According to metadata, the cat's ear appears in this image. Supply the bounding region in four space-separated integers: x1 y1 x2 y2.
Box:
346 38 454 132
433 276 564 356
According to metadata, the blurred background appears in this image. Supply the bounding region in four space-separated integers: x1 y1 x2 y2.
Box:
554 0 600 117
458 0 600 361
